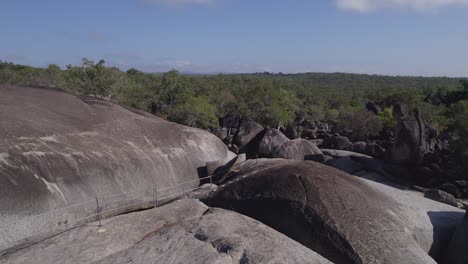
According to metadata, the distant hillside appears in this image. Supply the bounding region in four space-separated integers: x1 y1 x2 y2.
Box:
246 72 462 90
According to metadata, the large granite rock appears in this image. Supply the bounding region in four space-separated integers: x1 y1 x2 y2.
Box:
321 135 352 150
424 189 458 207
233 119 264 151
0 199 332 264
0 85 233 248
272 139 324 161
257 128 289 158
206 159 464 264
391 105 430 164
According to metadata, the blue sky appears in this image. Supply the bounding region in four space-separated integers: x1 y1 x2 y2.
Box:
1 0 468 76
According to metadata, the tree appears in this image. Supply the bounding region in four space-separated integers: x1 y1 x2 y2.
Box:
169 96 219 129
338 108 383 141
65 58 126 98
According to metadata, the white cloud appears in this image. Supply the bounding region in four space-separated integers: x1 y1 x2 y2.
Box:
335 0 468 12
139 0 217 7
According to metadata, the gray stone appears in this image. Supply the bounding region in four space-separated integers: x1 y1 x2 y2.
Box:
424 189 458 207
321 135 353 150
206 159 464 264
272 139 324 161
233 119 264 150
391 107 430 164
351 141 367 153
439 183 462 198
257 128 289 158
324 157 364 174
0 199 332 264
0 85 233 247
211 128 228 141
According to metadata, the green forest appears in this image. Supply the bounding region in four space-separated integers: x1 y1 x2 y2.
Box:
1 58 467 179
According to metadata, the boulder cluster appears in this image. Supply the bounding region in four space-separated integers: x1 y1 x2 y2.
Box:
1 86 466 264
211 102 468 205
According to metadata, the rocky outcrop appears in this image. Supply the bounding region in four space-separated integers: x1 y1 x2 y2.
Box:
233 119 264 151
391 104 430 164
257 128 289 158
424 189 458 207
0 199 332 264
272 139 324 162
321 135 353 150
0 85 233 248
206 159 464 264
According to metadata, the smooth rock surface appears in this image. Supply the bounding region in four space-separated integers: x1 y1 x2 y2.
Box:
233 119 264 151
257 128 289 158
0 85 233 248
0 199 332 264
272 139 324 161
206 159 464 264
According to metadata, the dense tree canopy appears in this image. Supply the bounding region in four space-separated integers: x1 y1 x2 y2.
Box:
1 58 467 179
0 58 464 131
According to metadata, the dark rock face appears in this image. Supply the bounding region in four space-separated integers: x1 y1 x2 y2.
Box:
233 119 264 151
443 211 468 264
207 159 464 264
424 189 458 207
366 101 382 114
272 139 324 162
439 183 462 198
321 135 352 150
0 85 233 247
391 105 429 164
257 128 289 158
220 114 240 129
351 141 367 153
351 141 386 159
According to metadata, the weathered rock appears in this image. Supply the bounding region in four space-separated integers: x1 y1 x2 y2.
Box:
321 149 373 159
351 141 367 153
424 189 458 207
391 105 430 164
206 159 464 264
229 144 239 154
321 135 352 150
443 210 468 264
211 128 228 141
0 199 332 264
184 184 218 200
272 139 324 162
324 157 364 174
393 103 409 118
257 128 289 158
233 119 264 151
0 85 233 247
366 101 382 114
439 183 462 198
364 142 387 159
351 141 386 159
